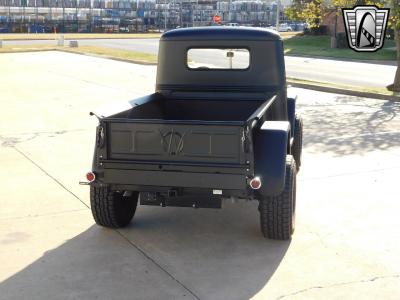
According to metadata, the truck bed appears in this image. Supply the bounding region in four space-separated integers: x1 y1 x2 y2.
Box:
111 93 264 122
100 94 271 172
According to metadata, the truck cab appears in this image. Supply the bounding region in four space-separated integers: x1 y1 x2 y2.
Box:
86 27 303 240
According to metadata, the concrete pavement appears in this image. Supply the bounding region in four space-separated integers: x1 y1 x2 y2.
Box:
4 38 397 89
0 51 399 300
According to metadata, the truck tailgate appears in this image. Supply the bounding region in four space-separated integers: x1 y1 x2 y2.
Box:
106 121 246 165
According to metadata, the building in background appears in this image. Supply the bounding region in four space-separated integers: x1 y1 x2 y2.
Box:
0 0 292 33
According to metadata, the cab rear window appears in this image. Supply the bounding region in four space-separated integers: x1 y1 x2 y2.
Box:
187 48 250 70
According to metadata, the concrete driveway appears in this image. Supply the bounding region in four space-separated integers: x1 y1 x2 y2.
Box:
0 51 399 300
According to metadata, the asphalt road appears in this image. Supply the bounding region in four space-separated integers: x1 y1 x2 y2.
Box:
1 51 400 300
5 38 397 88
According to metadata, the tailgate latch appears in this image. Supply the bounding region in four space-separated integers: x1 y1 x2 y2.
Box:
242 127 250 153
96 125 105 148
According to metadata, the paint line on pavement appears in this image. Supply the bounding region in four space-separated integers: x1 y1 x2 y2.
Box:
12 146 90 210
115 229 201 300
12 144 201 299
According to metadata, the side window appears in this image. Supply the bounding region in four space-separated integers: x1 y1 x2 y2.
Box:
187 48 250 70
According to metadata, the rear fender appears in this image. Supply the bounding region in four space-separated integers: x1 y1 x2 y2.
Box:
254 121 290 196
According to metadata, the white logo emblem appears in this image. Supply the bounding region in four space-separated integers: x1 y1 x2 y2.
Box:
342 6 390 52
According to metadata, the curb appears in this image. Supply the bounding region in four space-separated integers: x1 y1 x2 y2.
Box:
285 53 397 66
0 48 55 54
287 80 400 102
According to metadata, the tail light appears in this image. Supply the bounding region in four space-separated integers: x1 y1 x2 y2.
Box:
86 172 96 183
249 176 262 190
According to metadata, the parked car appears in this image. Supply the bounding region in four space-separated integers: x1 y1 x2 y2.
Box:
278 24 293 32
84 27 303 240
267 24 293 32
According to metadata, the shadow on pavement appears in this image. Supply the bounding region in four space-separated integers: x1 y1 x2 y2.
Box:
300 97 400 156
0 201 290 300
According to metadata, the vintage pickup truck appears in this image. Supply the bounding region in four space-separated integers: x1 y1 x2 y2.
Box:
85 27 303 240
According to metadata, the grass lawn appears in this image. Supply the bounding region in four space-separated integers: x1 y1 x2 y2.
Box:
64 45 158 64
284 35 396 61
0 45 158 64
0 45 56 52
0 32 161 40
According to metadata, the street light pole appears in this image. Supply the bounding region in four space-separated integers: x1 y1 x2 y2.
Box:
195 0 198 27
164 0 167 30
275 0 280 30
228 0 231 23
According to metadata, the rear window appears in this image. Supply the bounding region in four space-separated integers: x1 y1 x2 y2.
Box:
187 48 250 70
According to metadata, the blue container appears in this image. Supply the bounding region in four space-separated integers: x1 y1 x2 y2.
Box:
137 9 145 18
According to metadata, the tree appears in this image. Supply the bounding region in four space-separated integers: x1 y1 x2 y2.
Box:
387 0 400 91
327 0 399 91
287 0 398 92
284 0 325 28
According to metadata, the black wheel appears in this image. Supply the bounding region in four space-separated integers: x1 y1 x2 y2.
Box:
259 156 296 240
90 185 139 228
292 115 303 171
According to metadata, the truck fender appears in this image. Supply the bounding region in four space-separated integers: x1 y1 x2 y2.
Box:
254 121 290 196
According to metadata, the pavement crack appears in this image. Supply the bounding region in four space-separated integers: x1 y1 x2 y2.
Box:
276 275 400 299
0 129 88 147
307 230 329 249
0 208 88 221
299 165 400 182
324 130 400 143
115 229 201 300
12 146 90 210
46 68 137 93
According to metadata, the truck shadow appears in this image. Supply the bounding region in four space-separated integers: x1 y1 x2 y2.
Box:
299 96 400 156
0 201 290 300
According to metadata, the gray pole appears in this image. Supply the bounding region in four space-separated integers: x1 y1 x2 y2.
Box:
62 0 65 32
49 3 52 31
35 0 37 31
76 0 78 32
164 0 167 30
228 0 231 22
275 0 280 30
8 1 10 31
196 0 198 27
90 0 93 33
180 2 182 27
23 1 25 29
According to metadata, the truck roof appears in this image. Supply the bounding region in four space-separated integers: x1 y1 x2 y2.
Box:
161 26 281 42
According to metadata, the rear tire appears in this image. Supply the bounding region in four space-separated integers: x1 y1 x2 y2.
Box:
259 156 296 240
90 185 139 228
292 115 303 171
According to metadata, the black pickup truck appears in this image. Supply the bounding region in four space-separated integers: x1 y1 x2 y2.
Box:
85 27 303 240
